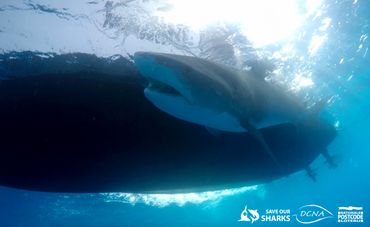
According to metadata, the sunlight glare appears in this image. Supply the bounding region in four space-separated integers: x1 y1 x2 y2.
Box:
308 34 327 56
291 73 315 92
102 185 259 207
157 0 310 47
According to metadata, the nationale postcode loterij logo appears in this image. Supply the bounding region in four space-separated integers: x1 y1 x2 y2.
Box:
338 206 364 223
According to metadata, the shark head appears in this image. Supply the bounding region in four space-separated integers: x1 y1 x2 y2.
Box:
133 52 195 104
134 52 245 132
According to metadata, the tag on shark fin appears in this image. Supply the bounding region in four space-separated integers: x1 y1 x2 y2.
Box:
240 120 283 172
205 127 221 136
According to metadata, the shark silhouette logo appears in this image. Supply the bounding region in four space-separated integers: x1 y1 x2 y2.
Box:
239 206 260 223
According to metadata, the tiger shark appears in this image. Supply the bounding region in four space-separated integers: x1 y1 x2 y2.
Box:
133 52 321 170
0 52 337 192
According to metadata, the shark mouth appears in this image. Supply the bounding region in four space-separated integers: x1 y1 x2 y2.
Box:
133 52 244 132
146 81 182 98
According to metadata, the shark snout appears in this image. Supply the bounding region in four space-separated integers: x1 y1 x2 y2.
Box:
133 52 153 64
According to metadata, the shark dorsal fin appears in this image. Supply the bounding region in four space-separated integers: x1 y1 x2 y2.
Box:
309 96 331 115
244 59 275 81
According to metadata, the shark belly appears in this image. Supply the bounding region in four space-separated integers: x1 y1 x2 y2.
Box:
145 86 292 132
144 87 245 132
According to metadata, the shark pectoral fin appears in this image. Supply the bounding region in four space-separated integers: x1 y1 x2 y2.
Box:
205 127 221 136
240 120 283 172
322 149 338 168
305 166 317 182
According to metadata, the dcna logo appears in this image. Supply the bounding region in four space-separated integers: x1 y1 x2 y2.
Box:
238 206 260 223
294 204 334 224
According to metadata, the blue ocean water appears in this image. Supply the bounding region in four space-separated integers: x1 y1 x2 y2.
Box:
0 0 369 226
